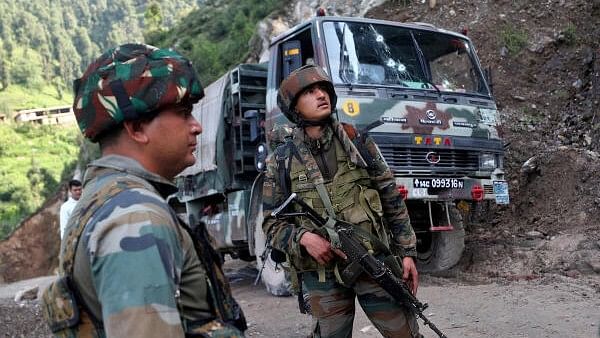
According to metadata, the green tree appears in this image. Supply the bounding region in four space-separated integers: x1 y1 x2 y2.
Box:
145 3 163 32
0 49 9 90
11 48 44 89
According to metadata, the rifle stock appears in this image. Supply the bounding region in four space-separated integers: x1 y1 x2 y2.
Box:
273 193 447 338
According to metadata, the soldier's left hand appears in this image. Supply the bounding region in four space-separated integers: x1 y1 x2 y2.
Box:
402 256 419 295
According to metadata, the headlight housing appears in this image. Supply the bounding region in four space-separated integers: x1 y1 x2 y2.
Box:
480 153 497 170
255 143 268 172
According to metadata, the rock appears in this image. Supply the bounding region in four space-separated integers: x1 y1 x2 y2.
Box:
584 258 600 274
521 156 539 176
528 35 555 53
14 286 39 302
500 46 509 57
565 270 580 278
525 230 544 239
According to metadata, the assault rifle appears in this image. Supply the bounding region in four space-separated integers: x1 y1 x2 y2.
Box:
271 193 447 338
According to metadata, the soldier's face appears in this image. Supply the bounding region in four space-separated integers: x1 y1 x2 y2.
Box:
143 104 202 179
295 83 331 121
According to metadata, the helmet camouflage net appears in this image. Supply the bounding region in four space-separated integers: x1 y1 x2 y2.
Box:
73 43 204 142
277 65 337 124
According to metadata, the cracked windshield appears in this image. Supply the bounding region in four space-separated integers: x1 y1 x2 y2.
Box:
323 21 489 95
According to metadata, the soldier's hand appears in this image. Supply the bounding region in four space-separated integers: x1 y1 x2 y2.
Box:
299 232 347 265
402 256 419 295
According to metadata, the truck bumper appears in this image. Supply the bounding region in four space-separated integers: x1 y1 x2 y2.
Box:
395 170 509 204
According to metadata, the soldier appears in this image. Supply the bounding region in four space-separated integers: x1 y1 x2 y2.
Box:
262 65 421 338
42 44 246 337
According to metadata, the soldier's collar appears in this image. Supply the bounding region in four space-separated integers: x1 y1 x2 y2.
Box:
85 155 178 197
303 125 334 154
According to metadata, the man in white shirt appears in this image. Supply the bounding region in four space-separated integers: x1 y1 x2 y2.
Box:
59 179 82 239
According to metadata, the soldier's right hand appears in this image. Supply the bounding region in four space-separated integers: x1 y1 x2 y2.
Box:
299 232 347 265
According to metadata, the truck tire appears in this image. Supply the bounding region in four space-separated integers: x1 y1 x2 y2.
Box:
253 203 293 296
416 206 465 272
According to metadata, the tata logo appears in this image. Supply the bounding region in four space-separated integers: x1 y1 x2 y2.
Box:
426 110 437 120
414 136 453 146
425 152 441 164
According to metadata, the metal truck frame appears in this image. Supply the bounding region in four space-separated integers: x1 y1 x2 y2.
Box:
174 15 509 292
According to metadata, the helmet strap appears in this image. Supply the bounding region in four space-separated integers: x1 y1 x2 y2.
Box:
297 115 333 128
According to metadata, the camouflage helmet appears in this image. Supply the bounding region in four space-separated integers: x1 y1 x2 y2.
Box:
73 43 204 142
277 65 337 124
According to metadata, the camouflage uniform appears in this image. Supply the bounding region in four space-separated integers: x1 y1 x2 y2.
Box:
41 44 246 337
262 65 420 338
56 155 243 337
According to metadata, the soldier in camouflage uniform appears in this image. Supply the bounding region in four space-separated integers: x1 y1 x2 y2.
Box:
262 65 421 338
41 44 246 337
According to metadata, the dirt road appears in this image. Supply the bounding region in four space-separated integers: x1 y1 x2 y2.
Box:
1 262 598 338
234 270 599 338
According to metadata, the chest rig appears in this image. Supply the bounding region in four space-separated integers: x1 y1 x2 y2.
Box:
275 128 392 275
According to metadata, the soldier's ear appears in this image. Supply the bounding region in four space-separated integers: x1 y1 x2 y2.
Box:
123 120 149 144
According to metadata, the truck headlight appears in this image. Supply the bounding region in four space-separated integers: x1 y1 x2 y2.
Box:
255 143 268 172
480 153 496 170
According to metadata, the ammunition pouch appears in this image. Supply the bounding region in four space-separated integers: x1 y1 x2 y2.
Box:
41 276 102 337
41 276 80 333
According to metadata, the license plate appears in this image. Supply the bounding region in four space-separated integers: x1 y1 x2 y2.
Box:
493 180 510 205
413 178 464 189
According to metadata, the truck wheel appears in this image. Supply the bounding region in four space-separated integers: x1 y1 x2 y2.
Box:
417 206 465 272
253 203 293 296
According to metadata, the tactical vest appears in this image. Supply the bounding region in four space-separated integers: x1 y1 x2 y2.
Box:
287 136 391 272
41 174 246 337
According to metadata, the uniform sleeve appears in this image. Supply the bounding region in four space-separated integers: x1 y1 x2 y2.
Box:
261 153 306 258
87 189 185 337
364 136 417 257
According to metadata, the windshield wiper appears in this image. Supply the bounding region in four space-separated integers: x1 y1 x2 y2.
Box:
410 31 441 97
336 23 352 88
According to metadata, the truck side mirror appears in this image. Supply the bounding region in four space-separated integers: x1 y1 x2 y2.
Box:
484 67 494 95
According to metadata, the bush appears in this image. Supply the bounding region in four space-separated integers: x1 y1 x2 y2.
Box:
500 26 528 55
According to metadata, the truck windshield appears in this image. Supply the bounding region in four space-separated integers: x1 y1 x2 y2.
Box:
322 21 489 95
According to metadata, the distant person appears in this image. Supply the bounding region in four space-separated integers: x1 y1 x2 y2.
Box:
59 179 82 239
41 43 246 337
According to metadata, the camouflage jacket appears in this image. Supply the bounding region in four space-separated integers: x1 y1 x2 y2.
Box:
262 121 417 272
62 155 244 337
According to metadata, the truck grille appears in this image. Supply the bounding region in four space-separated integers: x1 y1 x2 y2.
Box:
379 146 479 176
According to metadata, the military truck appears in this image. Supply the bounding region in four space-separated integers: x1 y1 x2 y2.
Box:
174 15 509 293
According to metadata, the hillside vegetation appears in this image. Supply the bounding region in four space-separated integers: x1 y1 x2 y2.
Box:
0 0 287 239
0 0 202 113
148 0 286 83
0 123 81 240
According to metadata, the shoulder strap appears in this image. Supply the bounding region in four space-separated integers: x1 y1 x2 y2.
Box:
342 121 384 174
275 138 303 198
342 122 375 172
61 178 148 276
